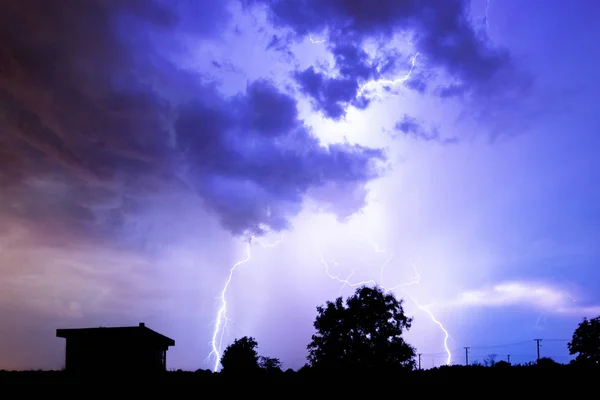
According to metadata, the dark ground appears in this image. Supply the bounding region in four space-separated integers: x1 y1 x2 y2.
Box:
0 363 595 386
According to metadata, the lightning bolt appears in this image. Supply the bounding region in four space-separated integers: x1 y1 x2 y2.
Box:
320 238 452 366
207 235 282 372
402 291 451 366
534 313 547 330
484 0 491 34
349 231 386 253
309 34 325 44
207 231 451 371
358 53 419 95
207 241 251 372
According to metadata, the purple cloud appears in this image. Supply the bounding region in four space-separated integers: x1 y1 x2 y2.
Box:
394 114 458 145
0 0 385 248
248 0 531 121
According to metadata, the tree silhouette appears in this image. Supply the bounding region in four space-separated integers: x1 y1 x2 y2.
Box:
220 336 260 373
259 356 282 372
307 285 416 370
568 316 600 366
483 354 497 367
536 357 560 368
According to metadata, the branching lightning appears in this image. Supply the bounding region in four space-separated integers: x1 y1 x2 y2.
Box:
320 238 452 366
207 231 451 371
309 34 326 44
358 53 419 95
402 292 451 366
207 241 250 372
534 313 547 330
208 235 282 372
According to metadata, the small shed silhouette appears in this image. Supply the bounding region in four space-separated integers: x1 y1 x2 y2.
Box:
56 322 175 374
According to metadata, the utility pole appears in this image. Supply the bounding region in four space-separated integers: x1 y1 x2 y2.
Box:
507 354 511 364
534 339 542 361
464 347 470 366
418 353 422 370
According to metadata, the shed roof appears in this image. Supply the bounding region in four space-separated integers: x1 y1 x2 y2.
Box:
56 322 175 347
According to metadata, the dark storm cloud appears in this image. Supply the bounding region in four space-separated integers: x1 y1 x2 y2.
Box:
395 115 424 137
0 0 384 245
249 0 530 120
175 79 384 235
293 41 379 119
394 115 458 145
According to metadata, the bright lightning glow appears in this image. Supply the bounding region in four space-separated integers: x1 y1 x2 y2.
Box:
402 291 452 366
320 238 452 366
309 34 326 44
208 241 251 372
322 252 377 289
358 53 419 95
207 230 451 371
208 235 282 372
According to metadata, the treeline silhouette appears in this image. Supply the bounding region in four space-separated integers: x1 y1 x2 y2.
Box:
2 286 599 384
0 361 595 385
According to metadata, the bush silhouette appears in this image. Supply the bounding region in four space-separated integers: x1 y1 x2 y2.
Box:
259 356 282 373
494 360 511 368
307 285 415 371
568 316 600 366
220 336 260 373
536 357 560 368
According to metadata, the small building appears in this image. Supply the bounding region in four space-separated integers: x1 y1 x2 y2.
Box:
56 322 175 375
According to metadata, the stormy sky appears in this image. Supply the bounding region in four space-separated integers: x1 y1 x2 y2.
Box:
1 0 599 370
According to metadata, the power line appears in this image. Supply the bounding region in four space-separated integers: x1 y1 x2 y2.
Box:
469 340 533 349
418 338 570 356
467 353 571 358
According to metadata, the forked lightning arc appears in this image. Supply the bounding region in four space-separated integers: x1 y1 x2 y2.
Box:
208 234 452 372
320 239 452 366
206 235 281 372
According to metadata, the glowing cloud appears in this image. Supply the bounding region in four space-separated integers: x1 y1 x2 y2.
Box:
450 281 600 316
